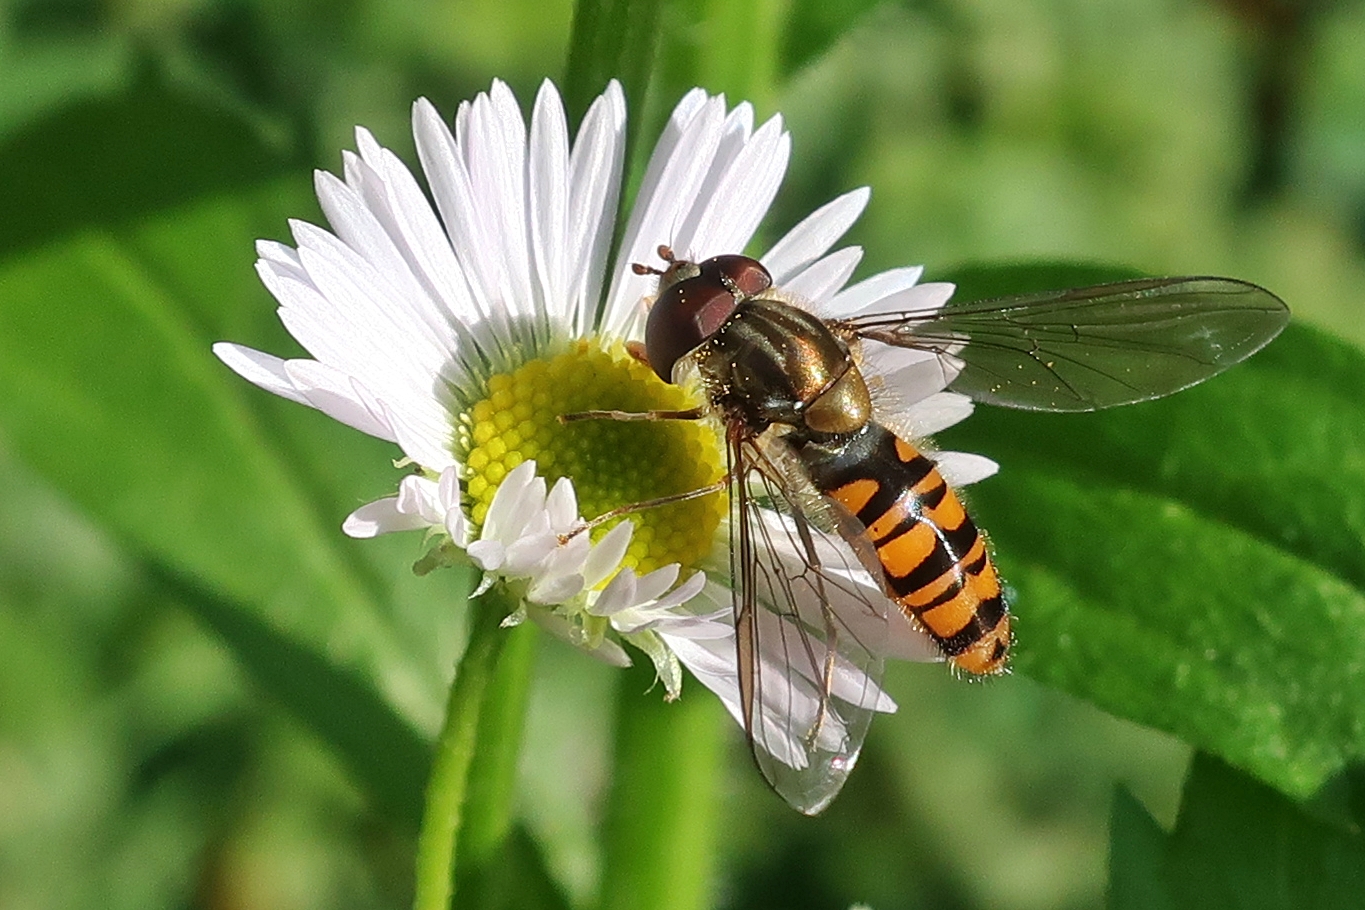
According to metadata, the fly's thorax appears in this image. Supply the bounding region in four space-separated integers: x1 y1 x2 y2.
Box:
692 297 872 435
804 367 872 434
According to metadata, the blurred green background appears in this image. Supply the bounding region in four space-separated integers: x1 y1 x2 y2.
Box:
2 0 1363 908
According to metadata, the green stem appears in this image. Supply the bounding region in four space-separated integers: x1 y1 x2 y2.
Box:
454 621 540 905
599 658 726 910
412 593 513 910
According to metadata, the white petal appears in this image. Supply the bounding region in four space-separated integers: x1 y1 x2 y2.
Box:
935 451 1000 487
820 266 925 319
350 132 496 373
664 633 747 729
436 468 469 545
873 354 961 406
394 474 445 525
755 509 940 666
463 81 534 328
604 94 729 335
436 467 461 507
303 182 462 388
284 359 396 441
412 97 514 352
503 531 560 577
544 476 579 532
480 461 540 542
665 633 739 690
781 246 862 302
529 572 585 605
762 187 870 284
568 81 627 335
212 343 310 406
594 567 639 616
591 639 634 667
534 610 633 667
865 344 941 386
312 167 443 335
255 239 306 280
853 281 955 318
652 607 732 640
823 646 897 713
687 113 790 259
342 496 430 538
880 611 947 662
445 506 469 547
632 563 682 605
649 568 708 610
893 391 975 436
281 223 457 439
582 521 634 587
467 539 507 571
529 79 571 324
532 531 591 581
376 398 455 472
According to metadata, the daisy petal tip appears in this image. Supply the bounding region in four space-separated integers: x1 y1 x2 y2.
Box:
212 339 259 363
466 540 506 572
412 96 441 126
936 451 1001 488
341 513 380 539
657 568 708 609
341 497 426 538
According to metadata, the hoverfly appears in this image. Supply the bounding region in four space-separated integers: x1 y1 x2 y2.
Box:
573 246 1288 814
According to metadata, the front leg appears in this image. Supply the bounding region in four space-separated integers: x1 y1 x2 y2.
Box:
558 477 728 543
558 406 707 423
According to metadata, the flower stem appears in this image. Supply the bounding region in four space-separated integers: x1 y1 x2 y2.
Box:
599 658 725 910
454 621 539 904
412 593 513 910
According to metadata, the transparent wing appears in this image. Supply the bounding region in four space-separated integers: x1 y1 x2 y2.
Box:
843 277 1289 411
727 425 898 815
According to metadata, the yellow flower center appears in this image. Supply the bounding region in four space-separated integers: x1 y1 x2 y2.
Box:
456 339 727 574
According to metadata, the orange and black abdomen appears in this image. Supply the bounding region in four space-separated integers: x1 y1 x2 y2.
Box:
797 422 1010 674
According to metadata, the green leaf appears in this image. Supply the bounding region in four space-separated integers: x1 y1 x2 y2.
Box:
144 558 431 829
1107 753 1365 910
670 0 784 107
1107 788 1175 910
936 262 1365 799
779 0 886 76
564 0 665 134
0 85 450 827
606 0 786 212
0 76 295 259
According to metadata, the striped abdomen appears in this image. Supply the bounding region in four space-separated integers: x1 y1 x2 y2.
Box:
797 422 1010 674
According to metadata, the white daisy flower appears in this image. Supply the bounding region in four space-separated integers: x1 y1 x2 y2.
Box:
211 79 995 747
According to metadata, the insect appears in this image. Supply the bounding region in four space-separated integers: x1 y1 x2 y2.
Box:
573 246 1288 814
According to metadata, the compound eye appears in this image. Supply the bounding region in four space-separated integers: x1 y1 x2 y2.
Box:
701 254 772 298
644 274 742 382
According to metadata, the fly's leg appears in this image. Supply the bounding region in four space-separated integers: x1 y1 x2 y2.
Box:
789 502 838 747
558 479 728 545
555 402 725 544
558 405 706 423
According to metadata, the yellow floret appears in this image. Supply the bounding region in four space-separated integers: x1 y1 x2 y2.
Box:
457 339 726 574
